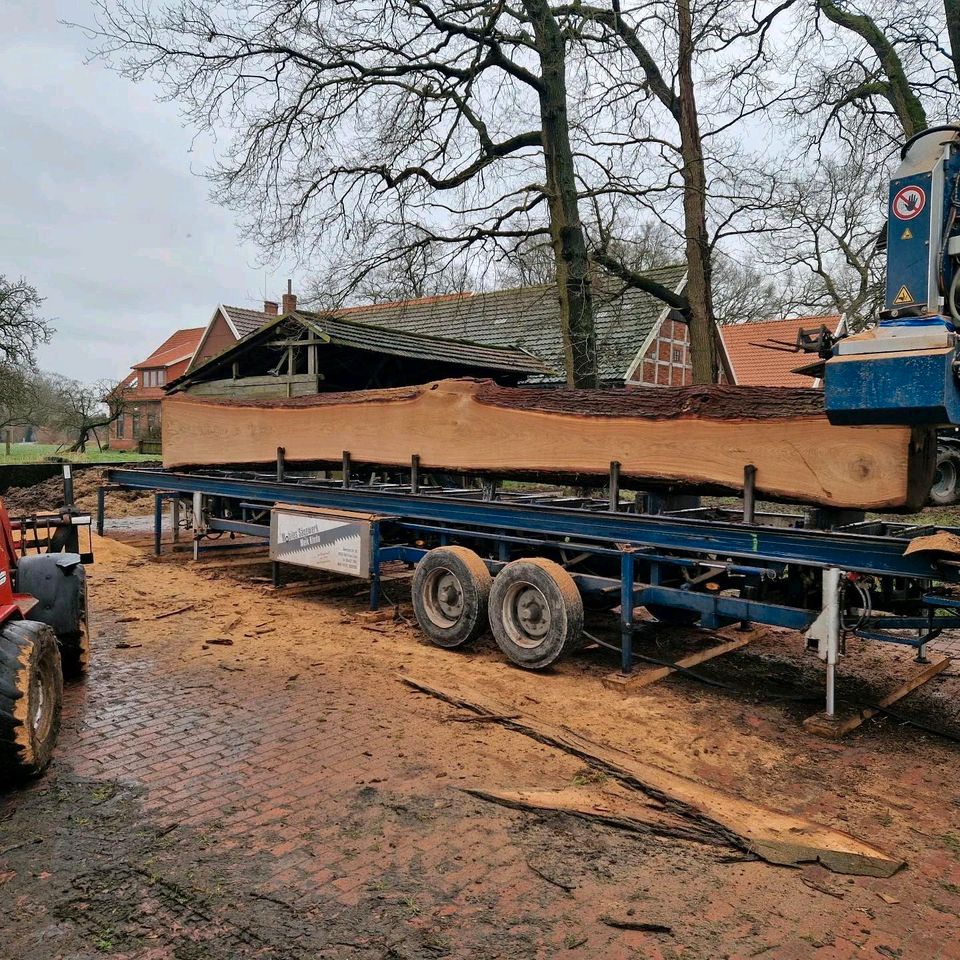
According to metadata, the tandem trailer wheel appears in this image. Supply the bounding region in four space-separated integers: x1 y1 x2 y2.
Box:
412 546 493 648
0 620 63 780
488 558 584 670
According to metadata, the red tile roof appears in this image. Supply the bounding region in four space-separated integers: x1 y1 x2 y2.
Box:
132 327 206 369
720 316 840 387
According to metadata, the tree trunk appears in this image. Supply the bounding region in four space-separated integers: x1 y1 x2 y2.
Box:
946 0 960 90
675 0 718 384
818 0 928 137
524 0 599 388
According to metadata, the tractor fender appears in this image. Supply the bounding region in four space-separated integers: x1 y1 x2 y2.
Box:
16 554 86 637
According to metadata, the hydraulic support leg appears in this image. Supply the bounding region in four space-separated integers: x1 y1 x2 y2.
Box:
620 550 636 675
822 567 842 718
96 486 105 537
192 492 204 561
154 493 165 557
369 520 382 611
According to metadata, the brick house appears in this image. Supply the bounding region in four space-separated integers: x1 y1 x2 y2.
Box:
109 327 205 451
187 287 300 374
325 266 694 386
182 266 726 397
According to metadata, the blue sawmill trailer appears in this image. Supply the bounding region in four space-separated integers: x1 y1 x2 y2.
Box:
100 461 960 735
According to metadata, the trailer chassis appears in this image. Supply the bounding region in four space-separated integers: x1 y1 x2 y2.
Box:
102 466 960 731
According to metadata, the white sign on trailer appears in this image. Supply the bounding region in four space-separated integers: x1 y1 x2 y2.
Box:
270 507 371 578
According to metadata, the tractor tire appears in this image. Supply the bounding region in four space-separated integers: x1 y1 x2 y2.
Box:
17 555 89 678
930 449 960 506
0 620 63 780
488 558 584 670
412 547 493 648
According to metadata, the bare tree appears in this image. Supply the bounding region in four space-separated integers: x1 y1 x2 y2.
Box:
88 0 608 385
755 1 959 327
89 0 798 387
758 148 885 329
0 366 58 436
0 275 53 368
792 1 958 155
314 244 471 306
52 379 129 453
501 221 679 286
555 1 794 381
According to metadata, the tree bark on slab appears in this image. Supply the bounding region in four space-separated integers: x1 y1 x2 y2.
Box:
401 676 905 878
162 378 935 511
464 785 733 848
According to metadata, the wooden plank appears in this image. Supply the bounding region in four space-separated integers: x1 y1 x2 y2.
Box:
803 655 950 739
603 634 754 692
185 374 320 398
401 675 905 877
162 378 935 510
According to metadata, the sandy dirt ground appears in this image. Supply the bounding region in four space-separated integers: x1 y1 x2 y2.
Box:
2 468 155 517
2 529 960 958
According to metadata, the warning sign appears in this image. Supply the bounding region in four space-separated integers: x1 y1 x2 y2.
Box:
893 285 915 305
893 185 926 220
901 227 913 240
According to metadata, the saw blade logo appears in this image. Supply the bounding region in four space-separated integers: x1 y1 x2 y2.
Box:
892 185 926 221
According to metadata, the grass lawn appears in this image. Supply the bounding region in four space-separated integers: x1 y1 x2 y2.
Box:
0 443 158 465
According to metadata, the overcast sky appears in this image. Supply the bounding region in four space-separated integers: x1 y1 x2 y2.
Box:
1 0 293 382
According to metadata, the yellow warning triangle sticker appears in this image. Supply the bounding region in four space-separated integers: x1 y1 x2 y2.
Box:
902 227 913 240
893 285 914 305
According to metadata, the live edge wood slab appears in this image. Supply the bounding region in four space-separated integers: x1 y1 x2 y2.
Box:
162 378 936 511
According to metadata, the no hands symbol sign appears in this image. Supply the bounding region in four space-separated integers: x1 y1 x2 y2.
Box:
892 185 926 221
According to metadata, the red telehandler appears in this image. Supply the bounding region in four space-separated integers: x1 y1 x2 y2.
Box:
0 480 91 781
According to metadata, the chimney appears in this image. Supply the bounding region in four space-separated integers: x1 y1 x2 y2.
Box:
281 278 297 315
263 300 279 316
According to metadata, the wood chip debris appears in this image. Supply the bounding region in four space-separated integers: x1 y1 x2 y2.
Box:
153 604 196 620
600 916 672 934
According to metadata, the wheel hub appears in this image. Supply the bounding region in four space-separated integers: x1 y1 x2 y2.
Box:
423 567 465 627
504 582 551 647
437 576 463 617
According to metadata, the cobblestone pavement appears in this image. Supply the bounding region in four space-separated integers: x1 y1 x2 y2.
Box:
3 534 960 959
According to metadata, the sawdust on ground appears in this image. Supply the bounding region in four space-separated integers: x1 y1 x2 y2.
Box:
98 532 960 844
6 530 959 958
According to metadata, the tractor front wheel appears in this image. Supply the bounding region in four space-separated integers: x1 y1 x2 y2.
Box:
16 556 88 678
0 621 63 780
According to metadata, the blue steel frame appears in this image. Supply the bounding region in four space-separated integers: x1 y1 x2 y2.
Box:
107 467 960 673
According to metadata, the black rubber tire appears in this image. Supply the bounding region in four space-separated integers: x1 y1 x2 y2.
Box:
16 555 89 678
488 558 584 670
930 449 960 506
412 547 493 648
0 620 63 780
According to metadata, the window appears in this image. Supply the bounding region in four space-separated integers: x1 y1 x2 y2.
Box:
115 416 125 439
141 368 166 388
131 411 141 439
672 347 683 364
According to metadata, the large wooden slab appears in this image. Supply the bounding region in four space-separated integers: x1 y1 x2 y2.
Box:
162 378 936 510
